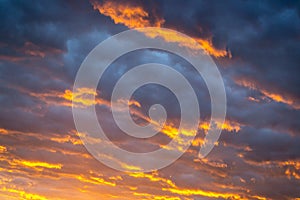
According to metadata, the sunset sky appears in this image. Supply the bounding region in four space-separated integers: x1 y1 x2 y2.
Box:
1 0 300 199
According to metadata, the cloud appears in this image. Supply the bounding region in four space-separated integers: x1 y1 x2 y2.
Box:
91 0 229 57
0 0 300 199
91 0 164 29
235 78 300 109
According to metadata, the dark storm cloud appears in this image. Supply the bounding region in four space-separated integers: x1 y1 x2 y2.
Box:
223 77 300 135
221 126 300 162
97 49 211 121
159 0 300 99
151 0 300 136
0 0 124 135
0 0 131 85
0 0 121 52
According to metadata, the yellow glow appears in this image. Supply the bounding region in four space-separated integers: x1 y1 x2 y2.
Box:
191 137 204 147
127 99 141 108
121 163 142 171
163 187 243 199
160 124 196 138
157 124 197 152
50 135 82 145
221 121 241 132
63 88 97 107
200 121 241 132
141 28 228 57
108 175 123 181
0 145 7 153
76 175 116 187
129 186 137 191
160 124 178 139
129 171 176 188
251 195 267 200
1 187 48 200
133 192 181 200
11 159 62 169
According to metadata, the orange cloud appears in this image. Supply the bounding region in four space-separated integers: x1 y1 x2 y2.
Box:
0 128 8 134
27 87 107 108
128 171 262 200
117 98 141 108
91 0 164 28
199 120 242 133
64 88 142 109
0 145 7 153
145 27 228 58
91 0 228 57
196 38 229 57
143 28 228 57
285 168 300 180
236 78 300 109
63 88 98 107
155 123 198 152
282 160 300 180
27 89 74 107
15 85 104 108
198 158 228 168
50 134 83 145
244 159 300 180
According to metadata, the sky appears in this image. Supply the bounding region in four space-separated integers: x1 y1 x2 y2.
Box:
0 0 300 199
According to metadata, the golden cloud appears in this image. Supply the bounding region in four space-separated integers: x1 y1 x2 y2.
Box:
1 187 48 200
10 159 62 170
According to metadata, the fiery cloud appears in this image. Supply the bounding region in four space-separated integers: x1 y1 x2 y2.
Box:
128 171 176 188
0 187 47 200
199 120 242 133
235 78 300 109
162 187 243 199
76 175 116 187
91 0 164 28
91 0 228 57
9 159 62 170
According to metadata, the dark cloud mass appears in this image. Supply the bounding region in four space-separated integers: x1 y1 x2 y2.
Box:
0 0 299 199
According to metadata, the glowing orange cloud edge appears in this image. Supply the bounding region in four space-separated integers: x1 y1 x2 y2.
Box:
91 0 229 57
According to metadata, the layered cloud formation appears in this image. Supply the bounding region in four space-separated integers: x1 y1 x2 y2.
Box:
0 0 300 199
